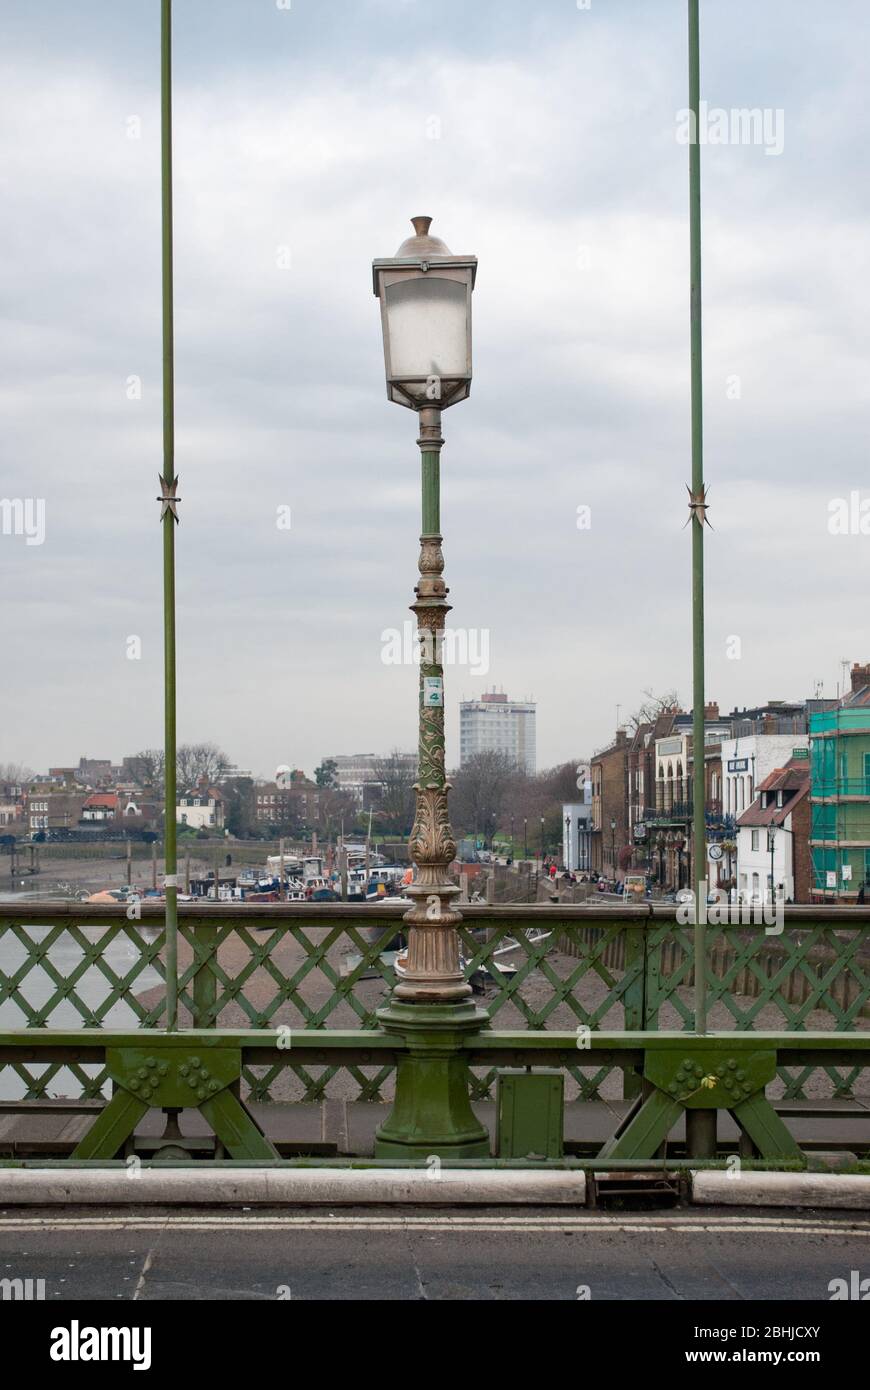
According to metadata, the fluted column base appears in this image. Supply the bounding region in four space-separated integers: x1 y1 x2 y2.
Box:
395 882 470 1002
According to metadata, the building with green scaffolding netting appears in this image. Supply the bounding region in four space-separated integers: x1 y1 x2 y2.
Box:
810 663 870 901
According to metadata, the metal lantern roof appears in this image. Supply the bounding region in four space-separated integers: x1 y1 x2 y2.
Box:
371 216 478 295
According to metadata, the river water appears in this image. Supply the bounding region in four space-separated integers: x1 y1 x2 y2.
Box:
0 894 163 1099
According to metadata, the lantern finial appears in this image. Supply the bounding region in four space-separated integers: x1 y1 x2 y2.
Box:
396 217 452 257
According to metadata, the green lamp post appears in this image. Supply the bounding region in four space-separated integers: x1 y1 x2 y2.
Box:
371 217 488 1158
685 0 717 1160
687 0 709 1040
159 0 179 1030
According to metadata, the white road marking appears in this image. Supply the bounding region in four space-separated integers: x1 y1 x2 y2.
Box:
133 1246 154 1301
0 1215 868 1237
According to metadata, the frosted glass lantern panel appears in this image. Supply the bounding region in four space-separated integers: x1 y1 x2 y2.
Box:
385 277 468 393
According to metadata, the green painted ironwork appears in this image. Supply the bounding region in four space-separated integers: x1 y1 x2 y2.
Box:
644 916 870 1098
497 1070 564 1160
2 906 869 1108
3 1028 869 1164
73 1043 278 1161
421 450 440 535
374 1001 490 1159
160 0 179 1030
595 1040 801 1161
688 0 708 1039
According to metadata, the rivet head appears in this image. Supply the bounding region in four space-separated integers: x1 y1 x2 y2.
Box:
682 1058 693 1069
208 1080 219 1093
728 1059 737 1071
197 1087 206 1101
146 1057 157 1069
199 1069 209 1081
736 1069 746 1081
187 1076 197 1088
723 1076 733 1090
137 1067 148 1079
129 1077 140 1090
693 1064 703 1077
158 1062 169 1076
668 1081 678 1094
180 1064 189 1076
190 1056 201 1068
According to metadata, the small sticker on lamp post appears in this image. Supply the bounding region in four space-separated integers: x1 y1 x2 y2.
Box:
423 677 444 707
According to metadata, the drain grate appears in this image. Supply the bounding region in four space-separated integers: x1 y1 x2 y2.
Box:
591 1171 682 1209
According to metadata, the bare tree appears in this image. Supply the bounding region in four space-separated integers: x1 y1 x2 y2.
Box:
372 750 417 835
449 751 517 840
538 759 590 804
628 689 681 731
492 759 591 857
318 786 357 842
127 744 229 795
127 749 165 788
176 743 230 790
0 762 34 785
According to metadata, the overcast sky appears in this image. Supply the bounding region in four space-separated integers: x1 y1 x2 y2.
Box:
1 0 868 781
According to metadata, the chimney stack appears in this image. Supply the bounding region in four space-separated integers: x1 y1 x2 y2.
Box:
851 662 870 693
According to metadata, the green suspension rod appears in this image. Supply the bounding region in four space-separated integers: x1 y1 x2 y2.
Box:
688 0 707 1036
161 0 178 1031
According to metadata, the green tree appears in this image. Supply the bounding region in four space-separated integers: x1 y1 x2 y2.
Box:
315 759 338 789
222 777 256 838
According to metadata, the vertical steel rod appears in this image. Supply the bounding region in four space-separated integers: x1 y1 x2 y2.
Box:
161 0 179 1031
689 0 707 1035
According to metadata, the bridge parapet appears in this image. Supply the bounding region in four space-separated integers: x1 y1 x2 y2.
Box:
2 903 869 1165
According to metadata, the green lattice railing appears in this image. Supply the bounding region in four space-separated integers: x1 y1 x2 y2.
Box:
1 903 869 1104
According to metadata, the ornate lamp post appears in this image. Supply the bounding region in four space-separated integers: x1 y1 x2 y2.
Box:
371 215 476 1003
371 218 487 1158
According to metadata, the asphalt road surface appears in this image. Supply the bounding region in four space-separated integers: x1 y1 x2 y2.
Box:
1 1207 869 1301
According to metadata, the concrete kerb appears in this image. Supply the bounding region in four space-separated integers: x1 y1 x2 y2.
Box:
0 1167 588 1206
4 1165 870 1208
691 1170 870 1209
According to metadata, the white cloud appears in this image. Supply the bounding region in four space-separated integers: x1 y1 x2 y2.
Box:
1 2 868 774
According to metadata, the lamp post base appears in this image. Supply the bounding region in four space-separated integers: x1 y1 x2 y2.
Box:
374 1001 490 1160
394 882 470 1002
